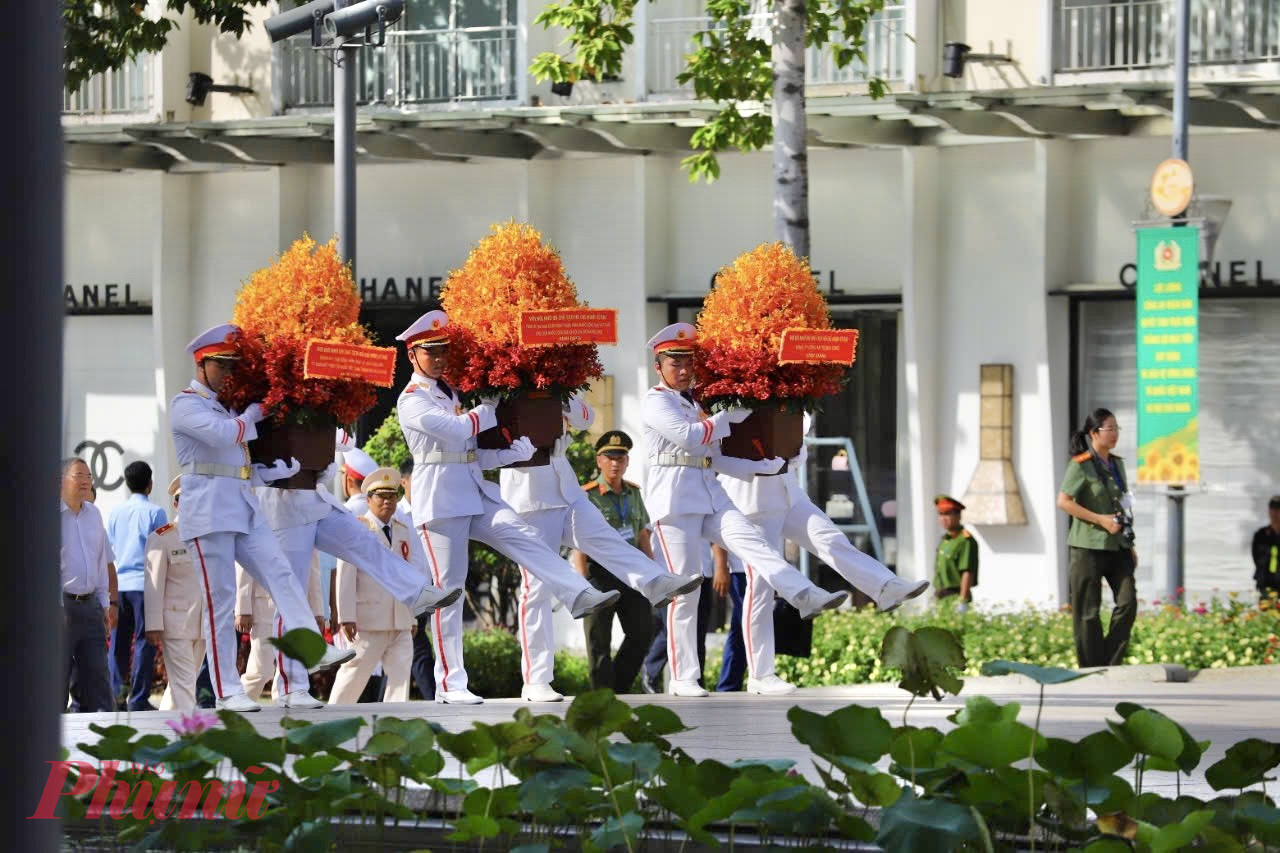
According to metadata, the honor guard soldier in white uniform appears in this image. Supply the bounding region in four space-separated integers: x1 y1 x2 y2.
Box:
501 394 702 702
395 310 620 705
235 555 325 701
642 323 849 697
143 477 205 711
341 447 379 516
169 323 354 712
718 417 929 695
329 467 423 704
251 416 460 710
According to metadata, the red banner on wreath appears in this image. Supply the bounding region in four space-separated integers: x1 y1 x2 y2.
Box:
520 309 618 347
303 340 397 386
778 329 859 365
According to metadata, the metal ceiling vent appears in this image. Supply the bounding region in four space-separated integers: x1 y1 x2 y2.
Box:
961 364 1027 525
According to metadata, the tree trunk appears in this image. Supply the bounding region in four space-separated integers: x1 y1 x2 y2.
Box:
772 0 810 260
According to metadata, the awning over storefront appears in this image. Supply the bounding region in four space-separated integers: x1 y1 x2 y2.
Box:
65 81 1280 172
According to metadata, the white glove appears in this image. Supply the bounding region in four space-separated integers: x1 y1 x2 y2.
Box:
240 403 266 424
752 457 786 475
478 394 501 410
494 436 537 467
510 436 536 462
552 433 569 457
723 407 752 424
255 457 301 483
320 461 340 489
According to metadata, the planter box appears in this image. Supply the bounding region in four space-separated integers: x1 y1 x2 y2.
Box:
476 391 563 469
248 420 336 490
721 404 804 463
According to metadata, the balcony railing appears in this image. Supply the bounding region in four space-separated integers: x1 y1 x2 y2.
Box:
63 55 154 117
1056 0 1280 72
281 25 518 109
647 4 907 96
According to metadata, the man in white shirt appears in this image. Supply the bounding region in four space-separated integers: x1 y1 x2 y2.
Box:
60 457 118 713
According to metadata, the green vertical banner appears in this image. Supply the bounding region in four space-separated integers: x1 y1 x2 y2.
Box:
1135 226 1199 485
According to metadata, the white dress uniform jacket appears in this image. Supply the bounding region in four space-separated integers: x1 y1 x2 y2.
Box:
144 522 205 640
397 374 500 523
500 393 594 513
169 381 261 541
640 383 737 520
335 514 419 631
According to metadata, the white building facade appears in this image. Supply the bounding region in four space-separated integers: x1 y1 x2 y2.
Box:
65 0 1280 609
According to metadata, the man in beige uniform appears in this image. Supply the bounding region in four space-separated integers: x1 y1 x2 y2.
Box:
330 468 423 704
143 477 205 711
235 555 325 701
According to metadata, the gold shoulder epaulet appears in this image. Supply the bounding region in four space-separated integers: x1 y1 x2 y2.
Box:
581 481 596 492
155 522 174 535
1071 451 1092 463
962 529 972 539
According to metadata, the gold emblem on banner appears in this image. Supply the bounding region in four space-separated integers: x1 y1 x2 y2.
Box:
1153 240 1182 272
1150 158 1194 218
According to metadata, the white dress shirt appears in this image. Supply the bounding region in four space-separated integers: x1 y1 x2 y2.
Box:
60 499 114 607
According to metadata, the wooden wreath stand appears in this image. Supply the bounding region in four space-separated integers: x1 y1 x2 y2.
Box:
476 390 564 468
248 419 336 489
720 401 805 465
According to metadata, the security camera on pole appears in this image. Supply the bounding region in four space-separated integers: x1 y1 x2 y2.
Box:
264 0 405 277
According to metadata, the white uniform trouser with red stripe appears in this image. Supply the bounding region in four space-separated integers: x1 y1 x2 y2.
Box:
732 511 786 681
271 508 430 697
186 525 316 702
651 508 821 685
517 502 671 687
782 496 895 595
419 496 594 696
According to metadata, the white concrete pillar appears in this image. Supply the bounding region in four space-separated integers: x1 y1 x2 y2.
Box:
151 174 194 495
898 147 941 586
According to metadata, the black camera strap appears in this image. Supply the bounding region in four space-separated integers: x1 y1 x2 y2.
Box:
1087 447 1126 502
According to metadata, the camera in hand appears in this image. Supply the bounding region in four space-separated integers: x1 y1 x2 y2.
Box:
1115 509 1135 548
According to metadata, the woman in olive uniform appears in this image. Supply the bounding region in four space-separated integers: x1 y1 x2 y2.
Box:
1056 407 1137 668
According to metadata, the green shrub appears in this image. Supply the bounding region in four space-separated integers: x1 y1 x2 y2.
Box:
772 597 1280 686
460 627 523 698
361 408 410 469
550 650 593 696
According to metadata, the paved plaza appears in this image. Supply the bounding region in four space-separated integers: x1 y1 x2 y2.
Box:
63 664 1280 802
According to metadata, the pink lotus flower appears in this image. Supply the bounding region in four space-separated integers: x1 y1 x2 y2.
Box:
166 710 219 737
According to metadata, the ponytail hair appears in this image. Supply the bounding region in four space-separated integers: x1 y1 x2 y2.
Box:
1069 407 1114 456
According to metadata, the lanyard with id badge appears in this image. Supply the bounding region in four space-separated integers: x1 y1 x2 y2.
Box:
609 490 635 541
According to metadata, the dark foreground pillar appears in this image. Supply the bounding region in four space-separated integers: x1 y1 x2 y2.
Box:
2 1 65 849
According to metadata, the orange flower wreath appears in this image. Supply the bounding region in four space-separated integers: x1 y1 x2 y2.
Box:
222 235 379 426
440 221 602 400
696 242 851 412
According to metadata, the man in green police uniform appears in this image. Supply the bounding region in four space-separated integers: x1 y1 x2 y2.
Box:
571 431 656 693
933 495 978 612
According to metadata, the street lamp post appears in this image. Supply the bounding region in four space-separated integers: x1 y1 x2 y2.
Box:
1166 0 1191 601
334 0 358 275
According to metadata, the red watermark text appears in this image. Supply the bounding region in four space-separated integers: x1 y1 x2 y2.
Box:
28 761 279 821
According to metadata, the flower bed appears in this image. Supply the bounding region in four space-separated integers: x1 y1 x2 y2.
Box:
744 597 1280 688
